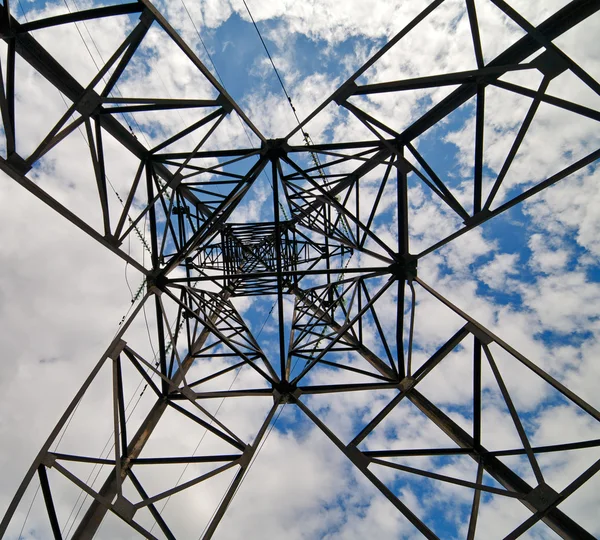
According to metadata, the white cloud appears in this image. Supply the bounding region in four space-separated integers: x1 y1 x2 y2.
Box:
2 1 599 539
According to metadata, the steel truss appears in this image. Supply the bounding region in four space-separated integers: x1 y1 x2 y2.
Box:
1 0 599 538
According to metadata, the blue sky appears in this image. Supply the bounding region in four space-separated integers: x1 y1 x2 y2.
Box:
2 0 600 539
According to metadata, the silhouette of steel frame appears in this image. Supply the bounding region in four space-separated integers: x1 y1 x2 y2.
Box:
0 0 599 538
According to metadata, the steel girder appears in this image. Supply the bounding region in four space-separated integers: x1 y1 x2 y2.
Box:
0 0 599 539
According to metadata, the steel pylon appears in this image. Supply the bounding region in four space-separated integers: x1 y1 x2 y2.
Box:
1 0 599 538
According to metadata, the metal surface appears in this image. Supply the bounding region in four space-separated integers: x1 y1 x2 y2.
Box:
1 0 599 538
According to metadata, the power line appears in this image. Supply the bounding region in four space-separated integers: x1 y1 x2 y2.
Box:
241 0 356 299
240 0 356 245
62 0 152 149
13 4 149 537
198 400 287 539
180 0 291 221
240 1 322 152
149 298 277 532
241 0 302 127
16 8 160 525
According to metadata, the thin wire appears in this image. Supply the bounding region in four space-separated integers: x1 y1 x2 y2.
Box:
149 366 243 533
179 0 260 151
124 234 134 300
62 0 100 70
140 212 157 360
17 485 39 540
180 0 291 220
63 316 181 538
63 0 152 149
14 4 100 538
16 0 28 22
240 0 325 154
14 3 188 536
63 220 151 536
57 1 155 258
150 299 277 532
240 0 357 246
180 0 226 92
256 301 276 338
194 301 285 537
241 0 300 125
63 336 176 537
16 3 317 535
198 401 287 540
234 0 359 310
49 2 154 274
21 400 82 538
184 0 352 381
141 301 157 360
52 88 150 325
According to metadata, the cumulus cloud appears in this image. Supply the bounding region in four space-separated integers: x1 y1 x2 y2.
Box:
1 1 599 539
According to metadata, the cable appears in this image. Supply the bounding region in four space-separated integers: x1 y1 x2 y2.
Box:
13 4 201 536
63 315 183 538
198 400 286 539
149 299 277 532
149 365 243 534
47 3 154 305
46 5 154 310
16 484 39 540
62 213 151 536
240 1 325 156
13 5 128 538
180 1 226 90
63 0 152 149
241 0 300 124
197 0 354 378
53 87 150 322
240 0 358 246
256 301 276 338
180 0 291 221
14 4 327 534
244 0 356 297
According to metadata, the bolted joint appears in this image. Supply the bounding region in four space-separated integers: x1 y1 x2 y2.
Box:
112 496 136 521
216 93 234 114
526 483 559 512
261 138 289 160
76 91 102 117
332 80 358 105
398 376 416 392
41 452 57 469
168 172 183 189
172 205 190 216
533 50 569 80
239 444 254 467
463 207 491 227
389 258 418 281
6 152 32 176
107 339 127 361
181 309 196 320
147 272 169 293
179 385 196 401
273 381 301 404
395 155 413 175
465 322 493 345
345 445 370 470
139 8 154 28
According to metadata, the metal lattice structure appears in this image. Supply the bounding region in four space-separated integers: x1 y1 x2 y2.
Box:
1 0 599 538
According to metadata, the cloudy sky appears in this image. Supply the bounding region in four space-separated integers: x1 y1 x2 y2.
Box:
0 0 599 538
